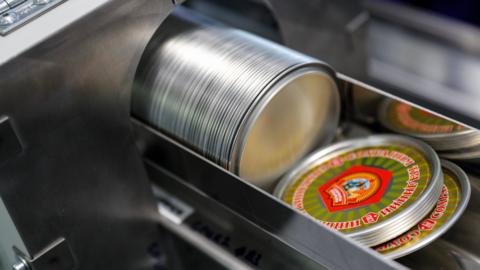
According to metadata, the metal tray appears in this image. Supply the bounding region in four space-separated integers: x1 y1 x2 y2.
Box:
133 75 480 269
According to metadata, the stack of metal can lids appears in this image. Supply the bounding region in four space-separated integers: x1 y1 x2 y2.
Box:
274 135 471 258
132 10 340 189
378 99 480 160
374 160 471 258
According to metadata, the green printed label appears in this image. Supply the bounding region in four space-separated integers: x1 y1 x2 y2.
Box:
374 169 460 255
386 101 464 134
281 145 431 233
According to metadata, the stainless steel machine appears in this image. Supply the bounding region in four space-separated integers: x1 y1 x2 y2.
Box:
0 0 479 269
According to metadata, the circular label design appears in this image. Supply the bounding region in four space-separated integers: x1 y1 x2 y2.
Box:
281 145 432 233
385 100 464 134
374 168 460 255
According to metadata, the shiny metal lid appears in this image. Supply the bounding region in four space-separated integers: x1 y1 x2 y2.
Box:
233 66 339 188
374 160 471 259
132 11 340 189
378 99 480 151
274 134 444 246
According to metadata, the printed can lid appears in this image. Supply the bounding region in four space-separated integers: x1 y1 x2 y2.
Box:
274 135 444 246
374 160 471 259
378 99 480 151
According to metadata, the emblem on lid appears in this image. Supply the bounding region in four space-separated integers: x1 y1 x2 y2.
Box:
318 166 392 212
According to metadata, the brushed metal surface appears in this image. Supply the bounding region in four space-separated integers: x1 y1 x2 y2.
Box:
0 0 174 268
132 118 405 270
132 8 340 189
0 0 111 65
149 167 327 270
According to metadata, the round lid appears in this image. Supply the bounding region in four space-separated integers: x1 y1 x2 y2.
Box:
378 99 480 151
274 135 444 246
374 160 471 259
379 99 467 137
234 66 339 188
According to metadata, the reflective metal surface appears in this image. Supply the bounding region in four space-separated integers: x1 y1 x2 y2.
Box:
378 98 480 151
376 160 471 259
132 118 405 270
397 239 480 270
265 0 480 130
156 214 255 270
274 134 444 247
133 8 339 189
134 2 480 269
150 172 326 269
133 34 479 267
0 0 175 268
0 0 477 268
236 68 339 188
341 80 480 265
0 0 111 64
442 173 480 258
0 0 67 36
